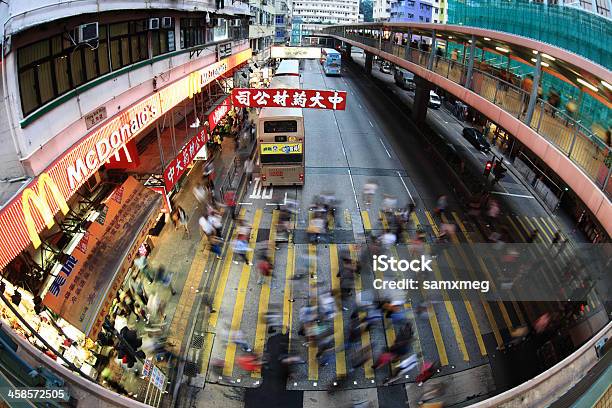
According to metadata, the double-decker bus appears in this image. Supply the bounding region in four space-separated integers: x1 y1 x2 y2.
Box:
320 48 341 76
257 59 305 186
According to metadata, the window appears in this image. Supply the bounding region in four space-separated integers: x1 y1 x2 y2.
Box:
17 18 180 116
109 21 148 70
264 120 298 133
180 18 206 49
153 20 175 56
17 27 113 115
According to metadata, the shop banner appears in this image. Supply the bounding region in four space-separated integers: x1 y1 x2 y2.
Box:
231 88 347 110
270 46 321 59
163 128 208 191
208 97 231 132
43 177 162 339
105 141 140 169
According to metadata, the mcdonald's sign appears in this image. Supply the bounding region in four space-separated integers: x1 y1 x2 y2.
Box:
188 72 203 99
21 173 69 249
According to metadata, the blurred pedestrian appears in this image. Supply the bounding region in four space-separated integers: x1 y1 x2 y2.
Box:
434 195 448 216
244 158 254 183
172 205 189 237
363 180 378 207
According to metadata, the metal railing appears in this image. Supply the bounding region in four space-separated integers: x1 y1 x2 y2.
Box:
337 31 612 197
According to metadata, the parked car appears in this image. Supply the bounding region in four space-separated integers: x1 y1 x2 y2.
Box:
428 91 441 109
462 127 491 152
394 67 416 90
380 61 392 74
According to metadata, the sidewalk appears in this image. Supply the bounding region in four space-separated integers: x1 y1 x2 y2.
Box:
108 118 254 402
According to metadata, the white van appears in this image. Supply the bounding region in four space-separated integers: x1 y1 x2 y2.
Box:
394 67 415 90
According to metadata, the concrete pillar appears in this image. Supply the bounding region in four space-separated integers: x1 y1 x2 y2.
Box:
365 52 373 75
525 52 542 125
465 35 476 89
345 43 352 60
427 30 437 70
412 76 433 123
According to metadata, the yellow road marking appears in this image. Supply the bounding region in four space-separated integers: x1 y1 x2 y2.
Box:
408 212 448 366
539 217 558 240
209 208 245 329
282 244 295 335
451 212 505 347
329 244 346 376
252 210 279 378
308 242 318 381
361 210 372 231
200 332 215 377
349 245 374 379
424 211 469 362
223 208 262 377
531 217 552 242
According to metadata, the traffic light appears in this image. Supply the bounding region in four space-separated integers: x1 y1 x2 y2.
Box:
483 161 493 176
493 160 507 181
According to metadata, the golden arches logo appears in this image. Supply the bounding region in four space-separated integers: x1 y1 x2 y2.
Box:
21 173 69 249
188 72 203 99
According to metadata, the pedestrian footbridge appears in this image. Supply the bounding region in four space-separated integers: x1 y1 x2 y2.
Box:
318 22 612 236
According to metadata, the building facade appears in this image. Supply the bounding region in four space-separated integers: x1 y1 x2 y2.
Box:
373 0 392 20
274 0 290 43
290 0 360 41
249 0 276 62
389 0 433 22
0 0 252 403
432 0 448 22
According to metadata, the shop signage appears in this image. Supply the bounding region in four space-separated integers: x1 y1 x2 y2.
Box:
151 366 166 390
84 106 108 130
217 42 232 60
208 97 231 131
143 358 153 377
42 177 162 339
0 48 251 270
231 88 347 110
163 129 208 191
270 46 321 59
261 143 302 154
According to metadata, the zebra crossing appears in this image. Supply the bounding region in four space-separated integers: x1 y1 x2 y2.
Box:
193 206 600 390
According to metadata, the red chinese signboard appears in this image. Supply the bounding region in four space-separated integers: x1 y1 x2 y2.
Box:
0 49 252 271
42 177 161 339
163 128 208 191
231 88 347 110
208 97 231 131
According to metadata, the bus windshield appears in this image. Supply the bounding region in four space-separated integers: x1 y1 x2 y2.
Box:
264 120 298 133
260 153 304 164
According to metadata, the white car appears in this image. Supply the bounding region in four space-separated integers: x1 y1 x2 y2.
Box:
429 91 441 109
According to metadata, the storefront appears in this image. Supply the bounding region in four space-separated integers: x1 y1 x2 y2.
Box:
0 47 252 399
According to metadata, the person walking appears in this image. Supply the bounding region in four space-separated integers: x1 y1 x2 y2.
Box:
172 205 189 237
209 235 223 259
435 195 448 216
233 237 252 265
244 158 254 184
256 254 273 285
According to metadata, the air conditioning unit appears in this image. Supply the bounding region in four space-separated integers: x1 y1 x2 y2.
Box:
149 18 160 30
161 17 173 28
75 22 99 44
